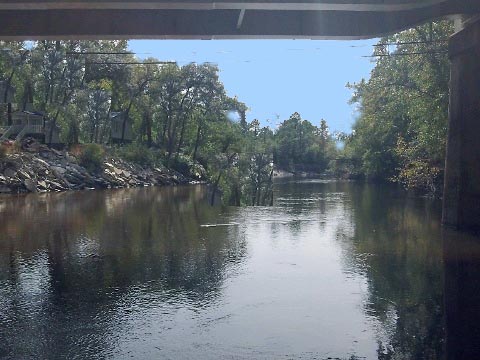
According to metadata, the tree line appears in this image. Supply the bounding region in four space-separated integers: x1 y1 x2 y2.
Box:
339 21 453 195
0 40 338 205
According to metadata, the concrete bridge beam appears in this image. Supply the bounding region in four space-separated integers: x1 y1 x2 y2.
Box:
0 0 478 40
443 16 480 231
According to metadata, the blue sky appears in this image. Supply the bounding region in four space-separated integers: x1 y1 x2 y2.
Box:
129 39 377 134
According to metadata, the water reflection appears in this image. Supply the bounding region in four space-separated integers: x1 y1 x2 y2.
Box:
340 184 445 359
0 181 479 358
0 186 247 359
273 180 445 359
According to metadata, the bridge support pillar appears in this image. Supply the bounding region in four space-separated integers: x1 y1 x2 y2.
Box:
442 17 480 230
443 228 480 359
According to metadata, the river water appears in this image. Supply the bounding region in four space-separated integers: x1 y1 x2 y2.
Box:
0 180 463 359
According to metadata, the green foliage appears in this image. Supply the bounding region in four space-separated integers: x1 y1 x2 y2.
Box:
64 118 80 145
242 124 275 206
343 21 453 194
79 143 105 173
393 137 442 194
274 112 337 173
119 143 157 167
171 153 206 179
198 118 275 206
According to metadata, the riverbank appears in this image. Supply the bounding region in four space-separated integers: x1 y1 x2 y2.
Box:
0 139 199 194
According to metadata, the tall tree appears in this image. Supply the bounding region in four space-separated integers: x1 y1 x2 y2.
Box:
275 112 336 173
344 20 453 193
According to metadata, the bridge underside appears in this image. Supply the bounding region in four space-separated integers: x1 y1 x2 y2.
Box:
0 1 478 40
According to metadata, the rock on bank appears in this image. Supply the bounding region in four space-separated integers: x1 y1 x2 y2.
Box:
0 139 195 194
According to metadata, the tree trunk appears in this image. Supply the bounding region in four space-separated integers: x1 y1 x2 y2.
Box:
176 115 188 158
193 124 202 162
4 69 14 103
161 116 168 146
251 184 257 206
145 111 152 147
7 103 12 126
89 114 96 143
261 168 274 206
210 172 222 206
5 69 15 125
167 117 178 164
234 185 241 206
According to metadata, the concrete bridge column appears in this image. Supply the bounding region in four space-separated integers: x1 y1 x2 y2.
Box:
443 228 480 359
442 17 480 231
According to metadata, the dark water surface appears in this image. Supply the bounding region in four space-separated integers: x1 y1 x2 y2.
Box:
0 180 478 359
